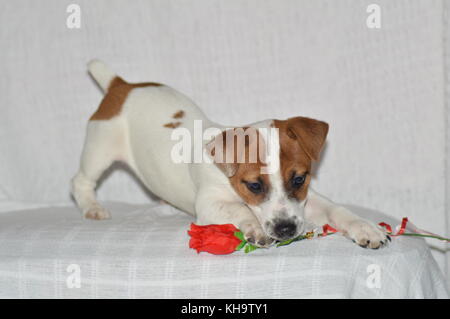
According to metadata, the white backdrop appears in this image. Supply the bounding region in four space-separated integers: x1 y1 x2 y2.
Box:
0 0 448 283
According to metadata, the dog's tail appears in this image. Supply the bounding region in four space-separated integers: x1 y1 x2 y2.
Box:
88 59 117 92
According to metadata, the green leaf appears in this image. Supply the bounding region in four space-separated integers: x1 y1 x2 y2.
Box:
244 243 259 253
234 231 245 242
235 241 246 251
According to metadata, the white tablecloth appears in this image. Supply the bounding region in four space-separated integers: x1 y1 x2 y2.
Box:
0 202 447 298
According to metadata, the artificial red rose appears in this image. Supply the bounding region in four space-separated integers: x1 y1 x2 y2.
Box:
188 223 243 255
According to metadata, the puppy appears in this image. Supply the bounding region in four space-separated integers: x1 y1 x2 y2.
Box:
71 60 388 249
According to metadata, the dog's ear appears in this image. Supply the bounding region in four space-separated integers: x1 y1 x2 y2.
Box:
286 117 329 161
205 129 239 177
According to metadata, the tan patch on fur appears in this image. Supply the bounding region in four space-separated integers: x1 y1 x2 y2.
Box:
207 127 269 205
90 77 162 121
273 117 328 201
173 110 185 119
164 122 182 129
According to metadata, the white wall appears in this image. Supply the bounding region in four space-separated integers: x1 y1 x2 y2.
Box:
0 0 448 282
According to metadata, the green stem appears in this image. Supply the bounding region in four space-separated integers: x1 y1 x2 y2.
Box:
399 232 450 241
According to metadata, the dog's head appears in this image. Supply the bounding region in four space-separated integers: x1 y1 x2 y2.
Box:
206 116 328 241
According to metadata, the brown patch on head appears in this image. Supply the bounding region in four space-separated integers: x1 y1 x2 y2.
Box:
173 110 185 119
163 122 182 129
90 77 163 121
273 117 328 201
206 127 269 205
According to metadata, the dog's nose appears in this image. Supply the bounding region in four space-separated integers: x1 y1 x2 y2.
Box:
273 220 297 240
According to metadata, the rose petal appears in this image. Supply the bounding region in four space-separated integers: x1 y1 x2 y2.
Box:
187 223 242 255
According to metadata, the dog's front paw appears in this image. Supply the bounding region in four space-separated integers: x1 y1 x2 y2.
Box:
84 205 111 220
240 223 274 248
345 219 389 249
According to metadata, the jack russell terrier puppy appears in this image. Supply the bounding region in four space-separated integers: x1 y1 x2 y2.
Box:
71 60 389 249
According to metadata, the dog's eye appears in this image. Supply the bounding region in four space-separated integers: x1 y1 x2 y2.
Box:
292 174 306 189
246 181 263 194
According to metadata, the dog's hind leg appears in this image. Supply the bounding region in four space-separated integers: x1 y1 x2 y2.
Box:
71 118 129 220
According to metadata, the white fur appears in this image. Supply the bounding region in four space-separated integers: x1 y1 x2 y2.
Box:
87 60 116 92
72 61 388 248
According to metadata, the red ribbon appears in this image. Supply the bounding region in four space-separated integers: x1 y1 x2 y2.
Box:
322 224 337 236
379 217 408 236
322 217 409 238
